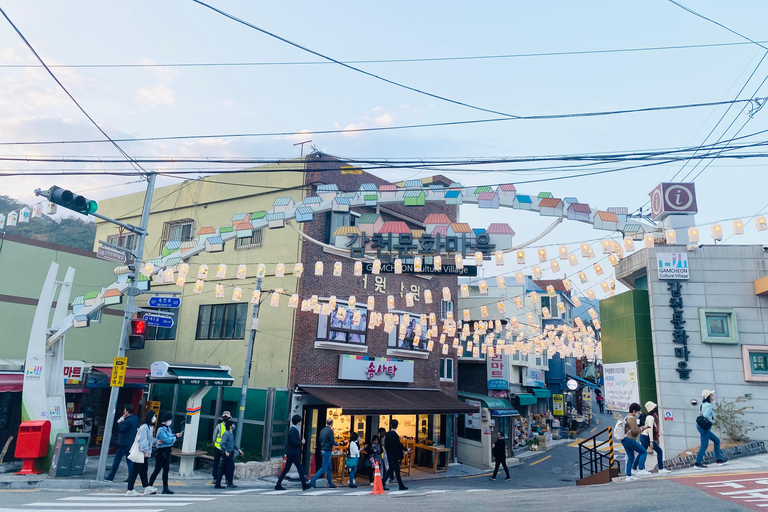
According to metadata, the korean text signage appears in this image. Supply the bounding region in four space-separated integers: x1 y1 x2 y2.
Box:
487 354 509 390
144 314 174 328
524 367 545 388
338 354 414 383
63 361 85 385
96 246 127 264
552 394 565 416
603 362 640 412
650 182 697 221
668 281 691 379
657 253 689 280
148 296 181 308
111 357 127 388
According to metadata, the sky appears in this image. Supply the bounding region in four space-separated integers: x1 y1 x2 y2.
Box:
1 0 768 285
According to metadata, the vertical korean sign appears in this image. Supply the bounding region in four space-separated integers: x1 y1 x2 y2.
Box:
603 362 640 412
111 357 127 387
487 354 509 390
552 394 565 416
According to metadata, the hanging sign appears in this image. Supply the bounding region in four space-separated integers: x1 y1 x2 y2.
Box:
603 362 640 412
650 182 697 221
553 394 565 416
143 314 174 328
96 246 127 265
523 368 545 388
148 296 181 308
487 354 509 390
111 357 127 388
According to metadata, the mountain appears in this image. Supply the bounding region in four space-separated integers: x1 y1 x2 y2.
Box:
0 195 96 251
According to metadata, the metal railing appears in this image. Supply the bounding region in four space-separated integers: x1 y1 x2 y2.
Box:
577 426 619 480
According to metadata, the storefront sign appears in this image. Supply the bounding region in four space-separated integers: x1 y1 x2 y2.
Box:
603 362 640 412
657 253 689 280
465 399 482 428
553 394 565 416
487 354 509 390
663 409 673 421
110 357 127 388
338 354 414 383
668 281 691 379
63 361 84 385
566 379 579 391
523 368 545 388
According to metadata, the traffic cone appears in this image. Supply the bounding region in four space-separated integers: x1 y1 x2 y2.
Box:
281 454 287 474
371 461 386 495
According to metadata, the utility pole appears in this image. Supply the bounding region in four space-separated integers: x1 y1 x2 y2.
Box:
235 277 262 450
95 173 156 481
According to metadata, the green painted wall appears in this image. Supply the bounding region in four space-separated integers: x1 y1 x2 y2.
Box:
600 290 657 407
0 236 125 363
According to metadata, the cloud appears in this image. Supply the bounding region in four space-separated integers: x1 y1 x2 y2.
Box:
374 113 394 126
135 83 175 106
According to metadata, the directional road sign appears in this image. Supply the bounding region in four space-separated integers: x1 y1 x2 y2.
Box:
148 296 181 308
143 314 174 328
96 246 126 265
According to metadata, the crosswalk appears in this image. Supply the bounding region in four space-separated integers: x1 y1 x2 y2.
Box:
222 487 485 497
0 493 220 512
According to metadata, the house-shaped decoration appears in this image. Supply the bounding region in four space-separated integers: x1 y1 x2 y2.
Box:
273 197 295 213
359 183 378 194
498 184 516 199
538 197 564 217
197 227 216 243
19 207 30 223
445 190 463 205
71 295 84 314
404 179 423 190
431 225 448 237
363 193 378 206
380 221 412 243
234 220 253 239
486 223 515 248
332 196 351 213
180 241 197 254
379 184 397 200
102 288 123 306
403 190 426 206
477 191 500 209
232 213 247 224
295 206 314 223
513 194 534 210
0 213 5 229
607 207 629 224
593 210 620 231
7 211 17 227
537 192 553 199
250 211 266 221
448 223 472 237
567 203 592 222
425 213 452 234
358 213 384 237
333 226 361 249
427 184 445 200
162 240 181 258
83 291 100 307
411 229 425 240
448 181 463 190
266 212 285 229
474 186 491 195
563 197 579 208
219 225 234 235
301 196 323 211
205 236 224 252
623 223 644 239
472 228 486 237
317 184 340 201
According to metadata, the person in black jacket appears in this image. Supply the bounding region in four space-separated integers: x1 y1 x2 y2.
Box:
309 418 338 488
105 404 139 481
490 432 510 480
275 415 310 491
382 419 408 491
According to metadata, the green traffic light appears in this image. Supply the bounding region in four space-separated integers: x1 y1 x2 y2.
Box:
85 200 98 214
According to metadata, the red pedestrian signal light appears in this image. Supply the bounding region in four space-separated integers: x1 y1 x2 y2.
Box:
129 318 147 349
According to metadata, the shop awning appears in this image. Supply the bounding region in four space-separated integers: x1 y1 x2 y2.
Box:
0 373 23 393
300 385 478 415
148 362 234 387
458 392 513 410
170 368 234 386
532 388 552 399
491 409 520 417
515 394 537 406
567 375 599 389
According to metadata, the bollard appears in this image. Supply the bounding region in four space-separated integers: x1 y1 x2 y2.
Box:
608 426 615 470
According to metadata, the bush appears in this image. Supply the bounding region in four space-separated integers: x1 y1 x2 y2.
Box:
714 394 765 443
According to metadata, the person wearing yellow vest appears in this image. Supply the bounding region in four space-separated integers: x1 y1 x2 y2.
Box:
212 411 231 484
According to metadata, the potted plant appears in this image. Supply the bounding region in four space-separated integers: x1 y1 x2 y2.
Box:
527 437 540 451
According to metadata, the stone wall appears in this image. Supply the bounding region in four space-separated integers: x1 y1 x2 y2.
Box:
233 459 283 479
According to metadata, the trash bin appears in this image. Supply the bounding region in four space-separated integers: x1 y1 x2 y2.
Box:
14 420 51 475
49 433 90 477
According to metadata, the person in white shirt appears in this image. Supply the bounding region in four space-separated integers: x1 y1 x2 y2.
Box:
348 432 360 488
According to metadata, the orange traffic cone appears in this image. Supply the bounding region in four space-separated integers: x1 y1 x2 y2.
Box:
371 460 386 495
281 454 287 474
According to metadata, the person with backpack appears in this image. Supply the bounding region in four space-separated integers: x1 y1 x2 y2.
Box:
616 403 651 481
694 390 728 469
631 401 671 474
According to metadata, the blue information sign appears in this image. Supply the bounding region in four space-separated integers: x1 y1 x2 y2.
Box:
143 314 174 328
148 296 181 308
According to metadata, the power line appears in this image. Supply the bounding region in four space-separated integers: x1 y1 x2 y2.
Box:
668 1 768 52
2 40 766 69
0 97 762 147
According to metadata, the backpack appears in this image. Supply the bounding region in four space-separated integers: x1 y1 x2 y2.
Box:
637 413 647 429
614 416 627 440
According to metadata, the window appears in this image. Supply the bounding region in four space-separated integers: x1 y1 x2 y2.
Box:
387 314 428 350
145 307 178 340
160 218 194 251
107 233 136 250
541 295 560 318
316 304 367 344
742 345 768 382
699 308 739 344
325 212 351 243
440 358 454 381
440 300 454 320
235 229 264 250
87 309 101 323
195 303 248 340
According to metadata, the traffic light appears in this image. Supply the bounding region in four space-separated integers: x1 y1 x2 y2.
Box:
39 185 98 215
129 318 147 349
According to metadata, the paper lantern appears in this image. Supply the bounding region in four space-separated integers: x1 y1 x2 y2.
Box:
593 263 604 276
215 284 224 299
514 296 523 309
367 296 375 310
469 252 481 267
141 262 155 278
478 280 488 294
557 301 566 314
665 230 677 245
610 277 616 289
586 289 596 301
328 295 337 309
480 305 489 318
688 226 700 243
711 222 723 240
495 251 504 266
600 282 610 293
331 262 341 277
293 263 304 277
578 271 588 284
516 250 525 264
732 219 744 235
163 267 174 282
6 211 17 227
542 307 551 319
177 263 189 277
572 296 581 307
251 289 261 304
405 293 415 307
460 284 470 298
608 254 619 267
193 279 204 294
433 255 442 271
287 294 299 308
440 342 447 354
587 246 595 259
581 243 591 257
394 258 403 274
496 276 506 289
455 254 464 269
414 256 423 272
588 308 598 319
314 261 324 276
488 346 495 358
593 320 601 330
176 274 186 287
345 295 356 309
18 207 30 223
515 271 524 284
624 236 635 252
423 289 433 304
472 346 479 358
535 248 548 264
214 263 227 279
756 216 767 231
562 278 573 291
232 287 243 301
532 266 543 279
527 313 535 325
601 239 612 254
530 291 540 304
237 264 247 279
568 253 579 267
442 287 451 301
558 245 568 260
387 295 395 310
350 261 361 277
547 285 556 297
270 291 280 307
497 302 506 314
644 233 655 248
550 259 561 273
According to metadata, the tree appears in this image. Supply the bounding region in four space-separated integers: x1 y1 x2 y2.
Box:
714 394 765 443
0 195 96 251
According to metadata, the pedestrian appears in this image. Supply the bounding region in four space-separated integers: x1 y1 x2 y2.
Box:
694 389 728 469
378 427 390 480
274 414 310 491
125 411 157 497
596 390 605 414
621 403 652 481
382 419 409 491
106 404 138 482
489 432 510 481
631 401 671 474
347 432 360 488
212 411 232 484
214 421 243 489
309 418 338 488
367 435 383 486
148 411 183 494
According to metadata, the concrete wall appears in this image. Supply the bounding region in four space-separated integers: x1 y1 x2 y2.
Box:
616 245 768 456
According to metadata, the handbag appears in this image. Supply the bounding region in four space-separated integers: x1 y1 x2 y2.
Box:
345 457 359 469
128 438 144 463
696 415 713 431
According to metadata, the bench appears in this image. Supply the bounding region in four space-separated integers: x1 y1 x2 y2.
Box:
171 449 211 470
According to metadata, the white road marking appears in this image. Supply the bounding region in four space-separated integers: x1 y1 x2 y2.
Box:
61 496 215 501
0 510 165 512
260 490 298 495
387 490 412 495
342 491 374 495
302 490 341 496
424 490 450 493
25 502 194 507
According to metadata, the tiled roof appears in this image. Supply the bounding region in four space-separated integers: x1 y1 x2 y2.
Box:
333 196 351 205
498 184 516 192
205 236 224 245
404 190 425 197
197 226 215 235
596 211 619 222
165 240 181 250
538 192 553 198
234 221 253 231
180 241 197 250
71 296 84 306
380 221 412 234
623 223 642 233
364 194 378 201
296 206 314 215
424 213 451 225
232 213 247 222
250 211 266 219
486 223 515 235
608 207 629 215
334 226 361 236
474 186 492 194
317 184 339 193
358 213 381 224
538 198 563 208
449 182 463 188
103 289 122 298
273 197 293 206
303 196 322 204
165 257 181 266
219 226 234 233
569 203 591 214
428 184 445 190
266 212 285 221
379 184 397 191
432 225 448 236
84 291 100 300
515 195 533 204
477 191 497 201
472 228 486 236
359 183 378 191
405 179 423 189
411 229 425 238
445 190 462 198
450 223 472 233
563 197 579 204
